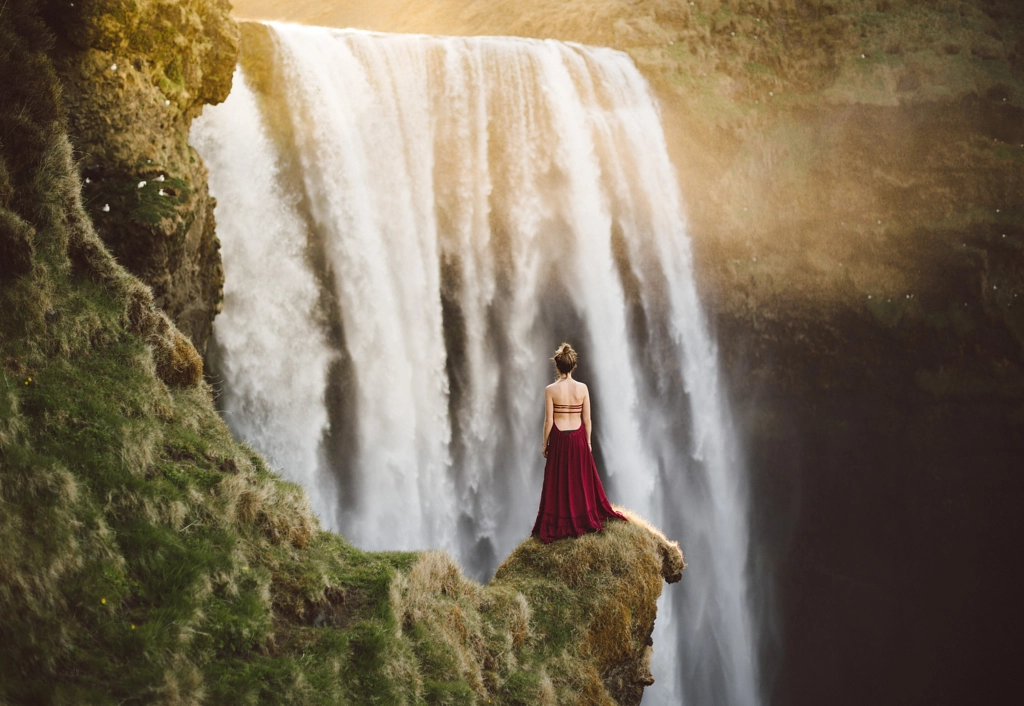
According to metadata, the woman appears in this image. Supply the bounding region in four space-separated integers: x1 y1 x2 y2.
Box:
532 343 627 543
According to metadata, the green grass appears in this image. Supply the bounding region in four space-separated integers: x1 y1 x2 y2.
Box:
81 169 195 270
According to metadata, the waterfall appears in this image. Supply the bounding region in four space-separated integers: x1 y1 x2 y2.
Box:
191 22 759 705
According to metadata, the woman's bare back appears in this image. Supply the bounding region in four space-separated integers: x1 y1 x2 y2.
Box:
547 377 589 432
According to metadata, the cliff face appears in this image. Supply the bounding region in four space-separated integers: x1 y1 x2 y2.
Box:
647 7 1024 703
40 0 239 354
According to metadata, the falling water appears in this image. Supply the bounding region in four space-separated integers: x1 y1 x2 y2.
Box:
192 22 758 705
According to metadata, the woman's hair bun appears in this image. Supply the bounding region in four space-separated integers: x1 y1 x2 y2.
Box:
552 342 578 375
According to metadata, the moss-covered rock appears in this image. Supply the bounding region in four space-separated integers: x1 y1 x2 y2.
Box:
492 511 683 705
383 515 682 706
39 0 239 356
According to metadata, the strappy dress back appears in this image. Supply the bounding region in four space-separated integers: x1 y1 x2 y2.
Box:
552 401 583 429
552 402 583 413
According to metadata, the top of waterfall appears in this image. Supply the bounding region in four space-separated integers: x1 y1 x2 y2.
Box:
260 20 624 54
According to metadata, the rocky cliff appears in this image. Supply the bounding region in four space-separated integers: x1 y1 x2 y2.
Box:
39 0 239 355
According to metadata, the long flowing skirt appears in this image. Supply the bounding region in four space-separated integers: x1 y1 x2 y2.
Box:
532 423 627 543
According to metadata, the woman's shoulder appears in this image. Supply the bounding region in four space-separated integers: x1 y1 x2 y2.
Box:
545 379 587 395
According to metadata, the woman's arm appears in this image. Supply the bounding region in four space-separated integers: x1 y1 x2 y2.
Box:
582 385 592 450
542 387 553 457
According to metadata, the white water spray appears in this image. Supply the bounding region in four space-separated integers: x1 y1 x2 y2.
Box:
192 22 758 704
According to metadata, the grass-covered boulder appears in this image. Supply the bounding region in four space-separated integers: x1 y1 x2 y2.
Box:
491 511 685 705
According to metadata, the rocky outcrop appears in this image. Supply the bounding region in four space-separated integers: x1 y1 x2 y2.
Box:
40 0 239 355
385 512 684 706
492 510 684 705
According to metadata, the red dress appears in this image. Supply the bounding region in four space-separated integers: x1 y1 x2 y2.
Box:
532 403 628 543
